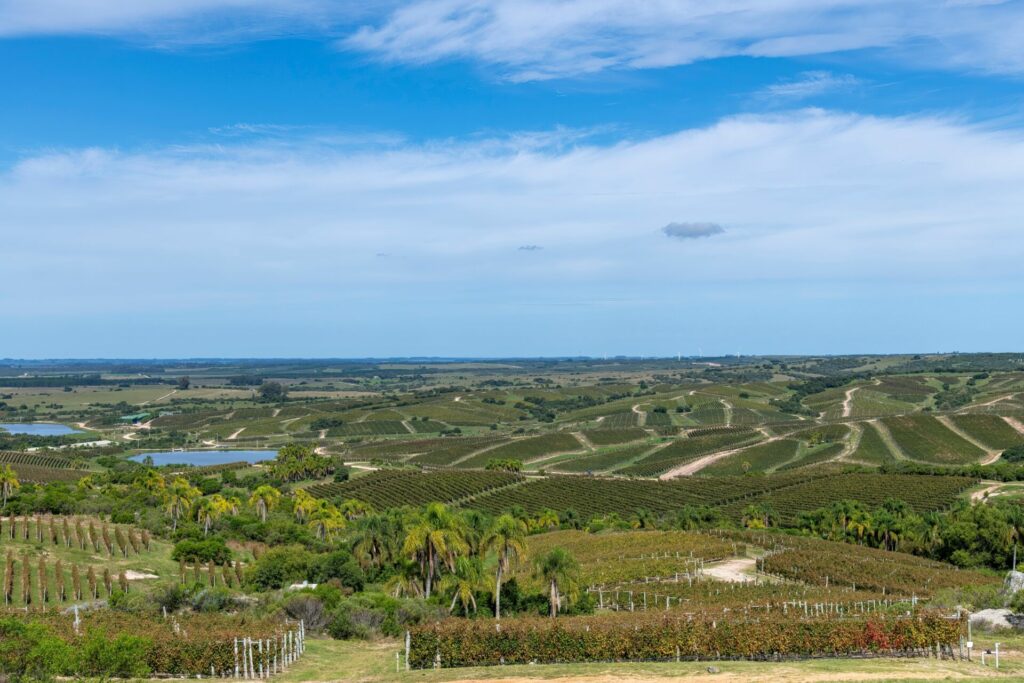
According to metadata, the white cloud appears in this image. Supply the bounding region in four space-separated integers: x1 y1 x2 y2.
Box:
3 110 1024 325
759 71 863 101
2 1 1024 78
344 1 1024 79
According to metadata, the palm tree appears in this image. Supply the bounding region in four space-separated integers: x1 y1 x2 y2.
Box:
339 498 374 521
0 465 19 509
741 502 775 529
248 485 281 523
461 509 491 557
482 513 527 620
353 513 395 569
164 477 200 532
292 489 319 523
196 494 231 536
402 502 468 598
440 556 484 616
533 548 580 618
533 509 559 532
308 501 346 541
134 470 166 498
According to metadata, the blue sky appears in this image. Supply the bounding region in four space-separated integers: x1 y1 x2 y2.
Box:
2 1 1024 358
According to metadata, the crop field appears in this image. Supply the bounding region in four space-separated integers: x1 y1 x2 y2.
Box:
455 432 583 467
700 439 800 475
874 376 936 403
521 530 735 577
408 419 447 433
881 415 986 464
775 441 846 471
618 430 762 477
718 473 976 524
644 410 673 426
2 463 88 483
581 428 647 446
404 437 508 466
597 411 640 428
325 420 410 437
755 533 999 597
849 422 897 464
948 414 1024 451
468 470 833 518
0 450 79 469
304 469 522 508
551 443 655 473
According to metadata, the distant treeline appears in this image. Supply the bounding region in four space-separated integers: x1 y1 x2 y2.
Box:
0 375 170 388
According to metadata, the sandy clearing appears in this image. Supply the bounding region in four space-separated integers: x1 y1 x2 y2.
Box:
703 557 756 583
454 396 462 402
124 570 159 580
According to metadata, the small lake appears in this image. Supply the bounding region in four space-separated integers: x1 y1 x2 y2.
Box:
130 450 277 467
0 423 83 436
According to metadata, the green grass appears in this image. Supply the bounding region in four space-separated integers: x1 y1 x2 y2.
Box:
278 637 1024 683
618 430 761 477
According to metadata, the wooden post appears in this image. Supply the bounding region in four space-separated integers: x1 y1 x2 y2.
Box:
234 638 239 679
405 631 411 671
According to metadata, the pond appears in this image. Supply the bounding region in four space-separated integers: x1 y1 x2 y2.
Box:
0 422 83 436
129 450 277 467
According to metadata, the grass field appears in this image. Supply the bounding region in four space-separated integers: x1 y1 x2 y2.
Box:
277 637 1024 683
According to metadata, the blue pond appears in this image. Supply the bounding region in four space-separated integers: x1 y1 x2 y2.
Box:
130 450 277 467
0 422 83 436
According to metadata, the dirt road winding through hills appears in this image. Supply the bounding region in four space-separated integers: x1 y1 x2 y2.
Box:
841 387 860 418
659 428 779 479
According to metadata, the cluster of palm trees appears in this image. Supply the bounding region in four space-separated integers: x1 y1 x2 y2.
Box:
137 473 285 534
342 501 580 618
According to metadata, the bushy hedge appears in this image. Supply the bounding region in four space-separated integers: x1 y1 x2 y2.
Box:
1 612 294 677
408 613 963 668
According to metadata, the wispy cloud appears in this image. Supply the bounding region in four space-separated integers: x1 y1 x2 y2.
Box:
518 245 543 251
759 71 863 101
2 2 1024 78
662 222 725 240
4 111 1024 342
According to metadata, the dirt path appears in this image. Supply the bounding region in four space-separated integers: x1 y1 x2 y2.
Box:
703 557 756 583
868 419 906 460
660 433 781 479
937 415 1001 464
574 431 595 450
454 396 462 402
227 427 246 441
140 389 177 406
720 398 733 426
841 387 860 418
972 481 1004 502
632 404 646 427
1003 416 1024 436
319 429 327 440
837 422 863 461
960 394 1015 412
272 408 281 417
